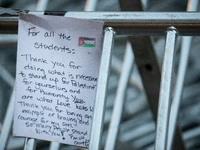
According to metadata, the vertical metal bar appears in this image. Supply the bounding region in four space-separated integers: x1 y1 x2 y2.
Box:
0 64 15 150
167 29 192 150
154 27 177 150
104 42 134 150
24 138 37 150
0 64 15 87
84 0 98 11
0 89 15 150
167 1 198 150
49 142 60 150
36 0 49 11
120 1 184 148
187 0 199 11
89 27 115 150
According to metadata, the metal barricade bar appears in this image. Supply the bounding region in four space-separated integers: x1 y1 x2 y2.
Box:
1 12 200 35
104 42 134 150
49 142 60 150
24 138 37 150
89 27 115 150
154 27 178 150
0 89 15 150
0 63 15 150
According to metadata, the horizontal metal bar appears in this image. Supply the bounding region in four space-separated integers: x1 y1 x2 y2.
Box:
3 11 200 23
1 11 200 35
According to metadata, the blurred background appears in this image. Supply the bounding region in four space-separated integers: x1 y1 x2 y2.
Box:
0 0 200 149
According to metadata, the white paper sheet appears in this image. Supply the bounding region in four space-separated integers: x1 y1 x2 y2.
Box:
13 13 103 148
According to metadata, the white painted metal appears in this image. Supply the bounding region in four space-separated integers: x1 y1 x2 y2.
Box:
89 27 115 150
154 27 177 150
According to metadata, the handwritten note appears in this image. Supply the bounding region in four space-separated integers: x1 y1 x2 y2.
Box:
13 13 103 148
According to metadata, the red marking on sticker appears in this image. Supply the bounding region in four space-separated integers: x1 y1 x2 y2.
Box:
78 37 85 47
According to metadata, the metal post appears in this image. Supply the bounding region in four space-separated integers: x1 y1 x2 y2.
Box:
24 138 37 150
0 89 15 150
0 64 15 87
84 0 98 11
49 142 60 150
0 63 15 150
154 27 177 150
167 0 199 150
104 42 134 150
89 27 115 150
36 0 49 11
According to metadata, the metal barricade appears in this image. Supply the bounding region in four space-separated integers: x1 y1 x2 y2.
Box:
0 1 200 149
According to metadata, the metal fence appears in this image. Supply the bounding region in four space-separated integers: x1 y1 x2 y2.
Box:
0 0 200 150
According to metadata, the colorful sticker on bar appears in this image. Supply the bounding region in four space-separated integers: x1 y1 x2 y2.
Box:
78 37 96 47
